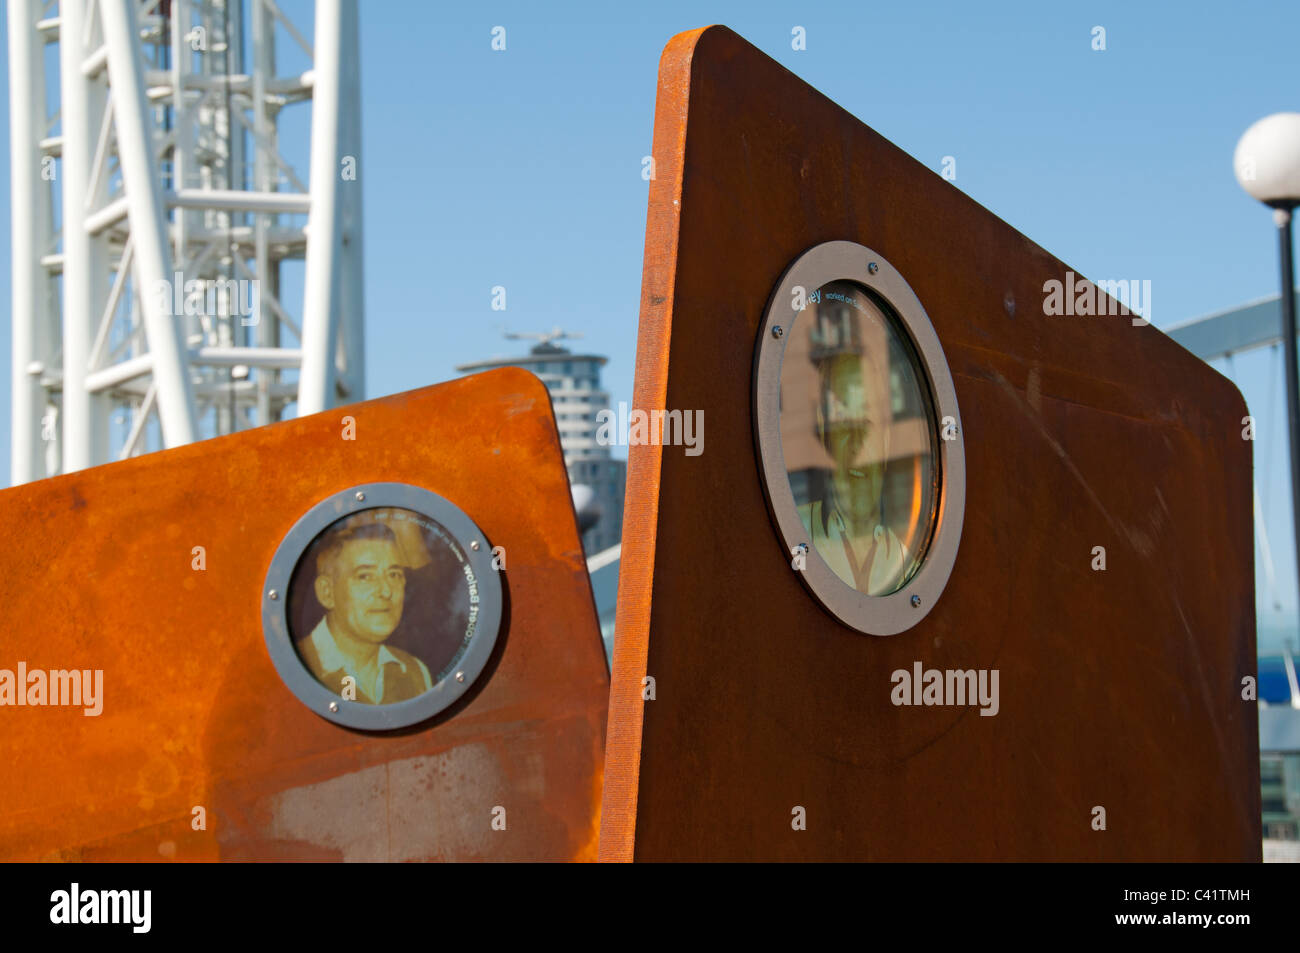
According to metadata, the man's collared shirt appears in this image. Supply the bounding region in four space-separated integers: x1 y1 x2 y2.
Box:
307 618 433 703
799 499 910 595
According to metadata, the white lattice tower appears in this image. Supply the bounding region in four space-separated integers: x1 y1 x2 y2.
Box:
7 0 363 484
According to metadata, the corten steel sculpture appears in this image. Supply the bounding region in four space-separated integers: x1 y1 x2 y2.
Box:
0 368 607 861
599 26 1260 861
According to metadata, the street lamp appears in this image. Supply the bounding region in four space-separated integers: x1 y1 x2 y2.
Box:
1235 113 1300 606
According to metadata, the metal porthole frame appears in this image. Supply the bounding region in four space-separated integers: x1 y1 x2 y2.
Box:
261 482 503 730
752 240 965 636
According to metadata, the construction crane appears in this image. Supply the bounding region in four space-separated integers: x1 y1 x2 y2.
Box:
503 327 584 350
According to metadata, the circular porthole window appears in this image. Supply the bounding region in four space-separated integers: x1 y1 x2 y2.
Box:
753 241 965 635
261 483 502 730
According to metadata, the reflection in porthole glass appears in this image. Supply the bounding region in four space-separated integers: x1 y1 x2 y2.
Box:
286 507 478 706
780 280 940 596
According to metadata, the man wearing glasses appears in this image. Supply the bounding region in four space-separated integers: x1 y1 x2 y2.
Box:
297 521 434 705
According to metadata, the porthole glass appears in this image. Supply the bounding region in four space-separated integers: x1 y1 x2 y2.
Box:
780 280 939 596
262 483 501 730
754 241 965 636
285 507 479 706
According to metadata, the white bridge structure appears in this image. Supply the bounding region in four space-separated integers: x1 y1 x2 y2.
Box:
7 0 362 484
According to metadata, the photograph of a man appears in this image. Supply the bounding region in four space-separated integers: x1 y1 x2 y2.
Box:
295 519 434 705
785 282 937 597
800 344 911 596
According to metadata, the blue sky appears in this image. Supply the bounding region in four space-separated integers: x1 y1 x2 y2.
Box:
1 0 1298 649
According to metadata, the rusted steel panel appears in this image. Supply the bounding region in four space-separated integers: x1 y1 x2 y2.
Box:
0 367 607 861
600 25 1259 861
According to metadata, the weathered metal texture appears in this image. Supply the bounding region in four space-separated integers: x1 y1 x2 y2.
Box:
0 368 608 861
600 25 1260 861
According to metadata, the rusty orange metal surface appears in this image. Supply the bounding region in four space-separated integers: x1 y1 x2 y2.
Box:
0 367 607 861
600 25 1260 861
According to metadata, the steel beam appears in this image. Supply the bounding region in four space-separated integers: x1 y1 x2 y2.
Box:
7 0 51 484
297 0 345 414
1164 291 1298 361
101 0 199 449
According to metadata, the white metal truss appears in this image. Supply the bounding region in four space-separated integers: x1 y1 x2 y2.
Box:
7 0 363 484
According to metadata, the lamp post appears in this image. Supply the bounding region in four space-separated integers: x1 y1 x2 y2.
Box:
1235 113 1300 611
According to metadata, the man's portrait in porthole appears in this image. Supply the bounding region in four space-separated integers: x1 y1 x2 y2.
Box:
288 508 475 705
